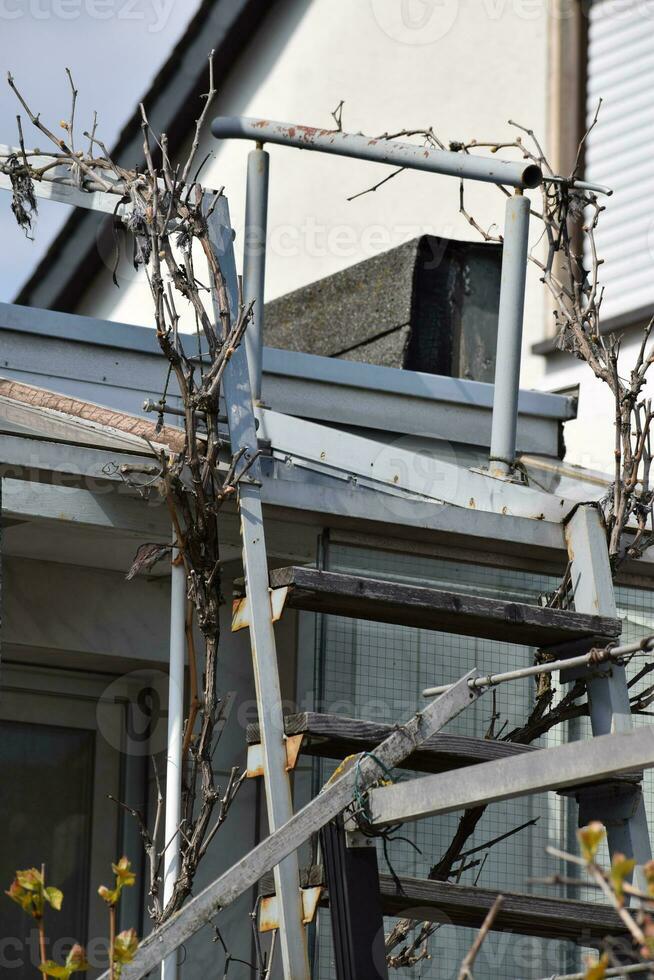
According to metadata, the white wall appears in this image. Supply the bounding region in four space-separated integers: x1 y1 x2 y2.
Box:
75 0 551 389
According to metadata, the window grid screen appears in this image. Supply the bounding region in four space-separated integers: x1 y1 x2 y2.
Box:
308 543 654 979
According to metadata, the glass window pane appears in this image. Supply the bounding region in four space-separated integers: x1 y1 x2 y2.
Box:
0 721 94 978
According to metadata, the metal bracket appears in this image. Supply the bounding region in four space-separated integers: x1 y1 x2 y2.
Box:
231 585 289 632
259 886 323 932
246 734 304 778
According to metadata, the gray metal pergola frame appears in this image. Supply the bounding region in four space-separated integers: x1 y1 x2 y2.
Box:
0 118 648 980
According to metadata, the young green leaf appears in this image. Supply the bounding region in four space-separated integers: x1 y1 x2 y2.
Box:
114 928 138 966
5 868 63 920
584 952 609 980
98 857 136 908
39 945 88 979
609 852 636 905
577 822 606 863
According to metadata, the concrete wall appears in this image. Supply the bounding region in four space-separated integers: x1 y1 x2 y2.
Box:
74 0 551 393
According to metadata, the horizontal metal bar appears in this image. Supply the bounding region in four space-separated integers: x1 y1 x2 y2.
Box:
540 962 654 980
0 169 128 216
422 635 654 697
545 174 614 197
257 407 577 522
0 145 130 215
211 117 543 189
262 347 577 421
368 725 654 828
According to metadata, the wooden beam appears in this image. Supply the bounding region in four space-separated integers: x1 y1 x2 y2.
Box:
265 566 621 648
259 870 625 948
247 711 537 773
247 712 640 791
369 727 654 828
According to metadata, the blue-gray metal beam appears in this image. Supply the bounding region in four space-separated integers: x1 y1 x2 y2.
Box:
96 671 482 980
211 117 543 190
489 193 531 477
367 725 654 827
242 146 270 402
205 194 310 979
565 504 653 894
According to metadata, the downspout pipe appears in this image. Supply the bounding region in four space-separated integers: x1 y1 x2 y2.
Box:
161 541 186 980
212 116 543 190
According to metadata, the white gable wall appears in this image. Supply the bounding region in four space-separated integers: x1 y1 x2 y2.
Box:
74 0 550 388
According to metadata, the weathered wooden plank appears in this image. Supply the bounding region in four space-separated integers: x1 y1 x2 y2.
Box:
381 876 622 947
370 726 654 828
265 566 621 648
259 870 625 947
99 672 482 980
247 711 536 772
247 712 640 789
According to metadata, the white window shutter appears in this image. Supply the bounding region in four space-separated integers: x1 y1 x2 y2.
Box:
586 0 654 325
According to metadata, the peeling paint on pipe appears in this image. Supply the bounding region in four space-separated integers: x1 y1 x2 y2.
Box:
211 116 543 190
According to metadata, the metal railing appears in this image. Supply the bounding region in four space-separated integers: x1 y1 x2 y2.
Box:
211 114 604 479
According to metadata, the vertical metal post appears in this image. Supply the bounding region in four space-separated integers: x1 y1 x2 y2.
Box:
566 504 652 894
489 192 531 478
243 143 270 403
162 541 186 980
206 197 310 980
321 819 389 980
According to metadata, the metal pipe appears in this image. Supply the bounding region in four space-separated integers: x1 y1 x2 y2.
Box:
212 116 543 189
161 541 186 980
243 145 270 402
538 961 654 980
489 192 531 477
422 634 654 698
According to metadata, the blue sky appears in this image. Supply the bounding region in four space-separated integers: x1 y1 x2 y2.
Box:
0 0 202 303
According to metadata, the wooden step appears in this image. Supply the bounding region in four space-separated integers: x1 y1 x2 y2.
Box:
263 566 621 650
259 868 625 947
247 712 641 789
247 711 537 774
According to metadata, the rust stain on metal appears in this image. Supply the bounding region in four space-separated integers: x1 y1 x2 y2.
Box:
285 734 304 772
469 497 476 508
301 886 323 924
259 894 278 932
231 587 288 631
259 886 324 932
270 585 289 623
246 733 304 779
232 595 249 632
246 742 264 779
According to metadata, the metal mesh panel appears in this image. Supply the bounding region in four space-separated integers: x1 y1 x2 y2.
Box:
308 544 654 978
